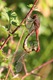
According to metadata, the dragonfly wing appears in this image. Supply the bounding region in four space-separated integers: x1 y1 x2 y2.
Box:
25 18 35 31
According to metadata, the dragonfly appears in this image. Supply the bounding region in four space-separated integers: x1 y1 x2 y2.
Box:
23 14 40 53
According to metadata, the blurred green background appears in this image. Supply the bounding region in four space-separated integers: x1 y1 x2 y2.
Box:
0 0 53 80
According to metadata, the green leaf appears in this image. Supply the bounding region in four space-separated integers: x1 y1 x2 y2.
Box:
1 62 8 67
9 42 17 50
7 11 19 26
1 10 9 21
27 4 33 8
10 17 19 26
0 25 8 39
11 12 17 17
11 21 17 26
0 50 5 58
7 11 17 19
0 50 6 63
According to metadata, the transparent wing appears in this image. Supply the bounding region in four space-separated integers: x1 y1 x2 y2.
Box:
25 17 35 31
15 61 23 73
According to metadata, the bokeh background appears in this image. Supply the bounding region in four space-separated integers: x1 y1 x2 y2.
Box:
0 0 53 80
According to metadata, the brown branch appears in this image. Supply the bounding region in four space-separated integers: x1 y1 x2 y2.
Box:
0 0 38 50
5 65 11 80
22 59 53 80
5 64 15 80
0 35 11 50
7 49 11 57
10 65 15 76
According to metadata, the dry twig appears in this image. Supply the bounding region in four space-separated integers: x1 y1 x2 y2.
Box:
22 59 53 80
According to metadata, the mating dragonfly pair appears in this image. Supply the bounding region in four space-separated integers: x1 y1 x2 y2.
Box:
23 14 40 53
15 14 40 73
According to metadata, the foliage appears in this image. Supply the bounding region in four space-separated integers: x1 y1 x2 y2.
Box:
0 0 53 80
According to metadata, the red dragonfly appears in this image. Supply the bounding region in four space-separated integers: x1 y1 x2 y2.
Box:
23 14 40 53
